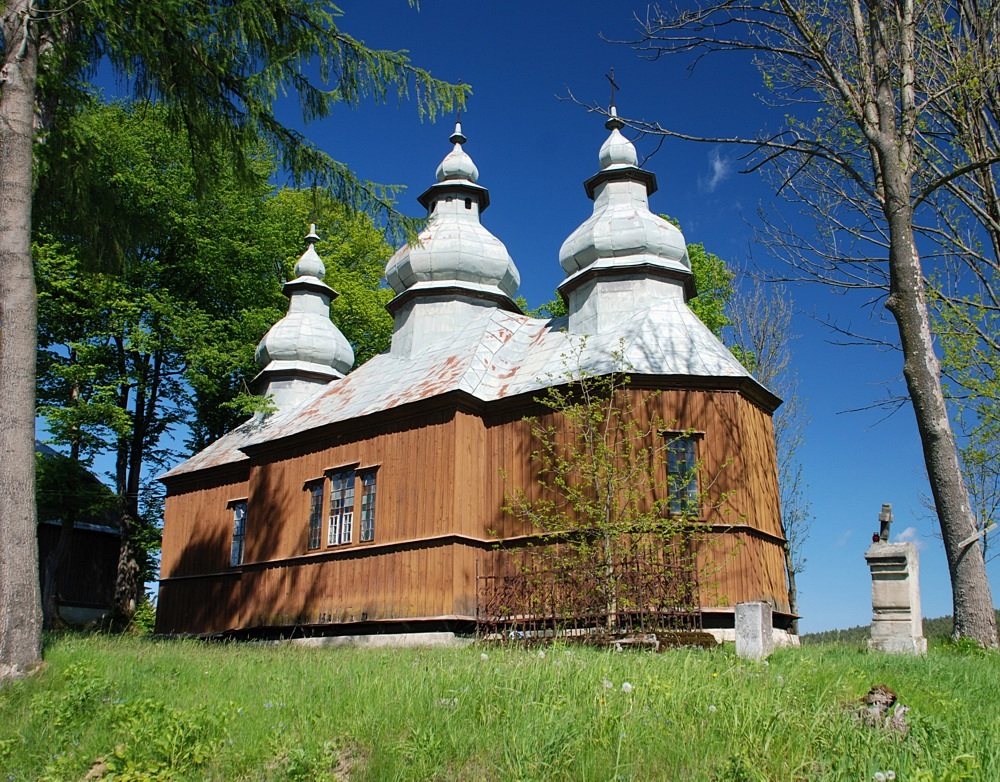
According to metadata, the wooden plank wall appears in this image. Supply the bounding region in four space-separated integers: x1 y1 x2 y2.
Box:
695 531 791 614
158 385 790 635
242 408 458 563
160 469 249 579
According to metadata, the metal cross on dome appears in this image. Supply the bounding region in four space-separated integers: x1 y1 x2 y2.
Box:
606 68 620 111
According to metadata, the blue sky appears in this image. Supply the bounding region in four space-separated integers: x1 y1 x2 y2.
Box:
306 1 998 634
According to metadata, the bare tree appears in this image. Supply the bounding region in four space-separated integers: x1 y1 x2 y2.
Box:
727 277 810 635
607 0 999 644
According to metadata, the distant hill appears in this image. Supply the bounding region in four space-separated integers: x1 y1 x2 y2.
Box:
801 610 1000 645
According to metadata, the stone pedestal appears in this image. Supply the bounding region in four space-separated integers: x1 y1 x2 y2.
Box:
735 601 774 660
865 542 927 655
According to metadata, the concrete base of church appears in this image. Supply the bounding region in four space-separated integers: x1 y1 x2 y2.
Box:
706 627 801 648
291 631 473 649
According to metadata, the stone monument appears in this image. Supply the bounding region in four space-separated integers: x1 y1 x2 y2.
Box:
735 601 774 659
865 504 927 655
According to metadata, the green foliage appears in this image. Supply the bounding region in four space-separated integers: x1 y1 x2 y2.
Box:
515 294 569 319
33 0 469 238
932 285 1000 560
687 242 735 342
3 636 1000 780
802 611 1000 646
35 451 114 525
33 101 395 610
501 340 715 633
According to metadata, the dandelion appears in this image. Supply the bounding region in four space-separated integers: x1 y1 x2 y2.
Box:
538 650 546 659
264 701 273 709
873 773 886 782
621 682 633 694
887 773 896 781
712 672 718 678
602 679 613 690
480 653 489 661
708 704 717 713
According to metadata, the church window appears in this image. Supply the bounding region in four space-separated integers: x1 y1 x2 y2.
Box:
307 483 324 550
666 435 700 516
360 472 377 542
230 501 247 566
328 470 356 546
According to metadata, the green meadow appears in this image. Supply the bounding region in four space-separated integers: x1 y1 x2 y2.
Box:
1 634 996 781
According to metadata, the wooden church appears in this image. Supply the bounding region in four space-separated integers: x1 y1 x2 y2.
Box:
156 112 795 642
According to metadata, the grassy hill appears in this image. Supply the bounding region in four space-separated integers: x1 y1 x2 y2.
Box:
1 634 999 780
802 610 1000 645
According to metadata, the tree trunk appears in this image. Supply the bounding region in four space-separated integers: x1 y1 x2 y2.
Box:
0 1 42 679
870 0 997 647
783 542 800 636
112 517 141 620
884 206 998 646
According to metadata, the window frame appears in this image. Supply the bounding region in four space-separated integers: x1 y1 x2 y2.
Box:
663 431 703 518
359 470 377 543
306 481 324 550
228 499 248 567
328 469 356 546
318 463 380 549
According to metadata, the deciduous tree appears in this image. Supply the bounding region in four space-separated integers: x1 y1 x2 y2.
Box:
614 0 998 645
35 101 395 622
1 0 465 677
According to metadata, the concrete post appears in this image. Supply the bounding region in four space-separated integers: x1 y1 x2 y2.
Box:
865 540 927 655
735 601 774 660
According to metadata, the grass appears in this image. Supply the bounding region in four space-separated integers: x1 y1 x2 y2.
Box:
1 634 998 781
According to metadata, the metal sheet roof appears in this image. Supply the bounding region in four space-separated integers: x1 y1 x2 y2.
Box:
162 299 763 480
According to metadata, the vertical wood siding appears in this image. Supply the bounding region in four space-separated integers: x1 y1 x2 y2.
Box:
158 387 790 635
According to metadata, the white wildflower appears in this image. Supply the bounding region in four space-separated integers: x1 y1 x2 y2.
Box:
873 773 886 782
708 704 717 713
537 650 546 659
602 679 613 690
621 682 633 694
480 653 489 661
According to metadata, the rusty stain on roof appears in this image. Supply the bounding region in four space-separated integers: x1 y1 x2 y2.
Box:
163 301 762 480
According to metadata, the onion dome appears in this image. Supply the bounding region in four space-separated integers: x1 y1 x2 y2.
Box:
558 108 691 293
385 122 520 303
255 226 354 380
435 123 479 182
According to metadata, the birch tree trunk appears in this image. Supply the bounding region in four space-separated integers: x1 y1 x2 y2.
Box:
869 0 997 644
0 0 42 678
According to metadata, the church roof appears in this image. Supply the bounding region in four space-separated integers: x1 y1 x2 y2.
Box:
162 296 767 479
254 226 354 380
559 108 690 286
161 112 778 483
384 123 520 304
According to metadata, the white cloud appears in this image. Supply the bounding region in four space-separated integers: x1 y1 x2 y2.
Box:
893 526 925 550
836 529 854 548
699 147 732 193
